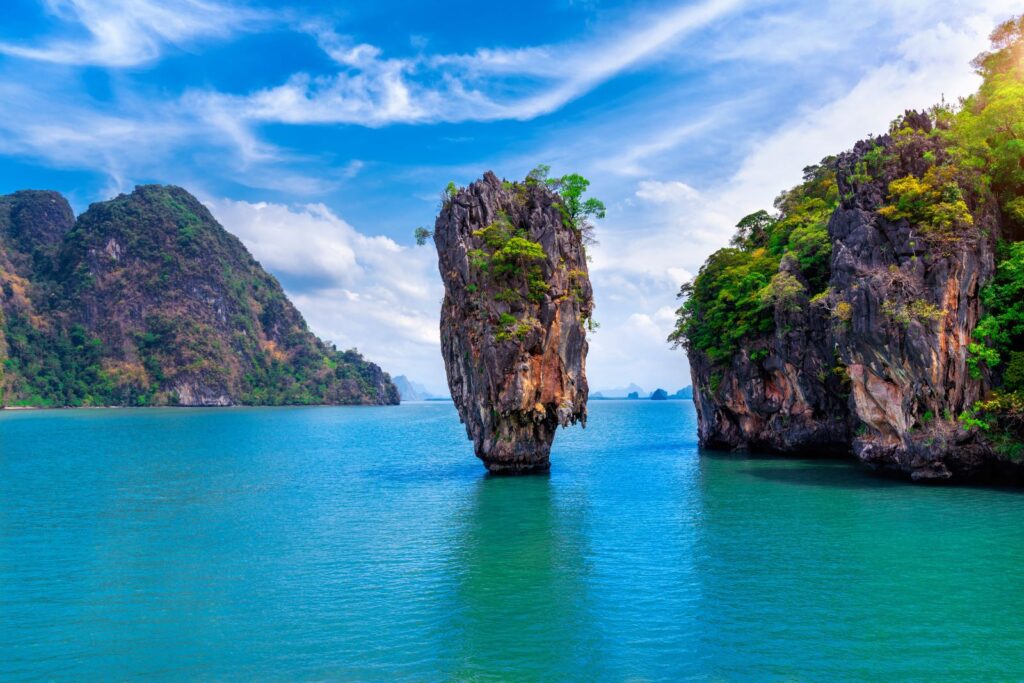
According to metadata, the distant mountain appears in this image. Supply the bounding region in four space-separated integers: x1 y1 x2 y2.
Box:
593 383 646 398
593 383 692 400
0 185 399 407
393 375 436 401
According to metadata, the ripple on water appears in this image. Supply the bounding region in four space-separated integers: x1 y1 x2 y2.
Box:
1 401 1023 680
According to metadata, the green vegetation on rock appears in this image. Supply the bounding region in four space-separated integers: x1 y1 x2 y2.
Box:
0 185 398 407
952 17 1024 450
424 167 603 342
668 162 837 362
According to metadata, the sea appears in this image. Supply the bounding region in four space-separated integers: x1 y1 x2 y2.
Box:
2 401 1023 680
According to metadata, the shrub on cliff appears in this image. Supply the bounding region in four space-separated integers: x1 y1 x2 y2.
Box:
669 246 778 362
970 241 1024 390
954 15 1024 238
526 165 605 246
669 162 837 363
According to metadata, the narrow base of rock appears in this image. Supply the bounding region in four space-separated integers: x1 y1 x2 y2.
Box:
485 458 551 475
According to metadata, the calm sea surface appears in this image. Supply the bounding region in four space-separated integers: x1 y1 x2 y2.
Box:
2 401 1023 680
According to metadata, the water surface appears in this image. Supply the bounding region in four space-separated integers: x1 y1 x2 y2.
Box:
2 402 1023 680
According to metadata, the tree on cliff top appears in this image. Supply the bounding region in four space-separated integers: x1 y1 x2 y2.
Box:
418 168 606 248
668 160 837 362
954 14 1024 238
527 165 605 246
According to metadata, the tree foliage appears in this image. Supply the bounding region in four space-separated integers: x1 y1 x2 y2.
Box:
414 227 433 245
527 165 605 246
955 15 1024 422
669 160 838 362
878 165 974 245
970 241 1024 390
668 247 780 362
953 15 1024 238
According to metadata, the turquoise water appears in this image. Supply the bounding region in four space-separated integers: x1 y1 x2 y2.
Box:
2 401 1023 680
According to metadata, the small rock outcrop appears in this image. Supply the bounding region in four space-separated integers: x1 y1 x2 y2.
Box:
433 172 593 473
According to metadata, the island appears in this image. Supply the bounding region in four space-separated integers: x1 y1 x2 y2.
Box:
670 21 1024 481
0 186 398 407
428 168 601 473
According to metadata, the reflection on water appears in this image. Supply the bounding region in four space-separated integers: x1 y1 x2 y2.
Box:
446 475 600 679
695 452 1024 679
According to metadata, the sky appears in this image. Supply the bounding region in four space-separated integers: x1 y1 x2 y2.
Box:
0 0 1018 395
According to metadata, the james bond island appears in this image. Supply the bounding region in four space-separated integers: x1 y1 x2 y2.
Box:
426 168 600 473
671 18 1024 482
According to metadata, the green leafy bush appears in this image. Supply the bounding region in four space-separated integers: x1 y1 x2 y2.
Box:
970 241 1024 383
877 165 974 238
669 162 838 362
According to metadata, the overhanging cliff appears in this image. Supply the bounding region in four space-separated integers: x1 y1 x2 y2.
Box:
432 171 595 473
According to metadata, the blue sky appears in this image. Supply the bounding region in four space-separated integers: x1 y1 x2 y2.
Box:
0 0 1017 394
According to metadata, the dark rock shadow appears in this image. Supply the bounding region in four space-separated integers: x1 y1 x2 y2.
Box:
742 463 902 490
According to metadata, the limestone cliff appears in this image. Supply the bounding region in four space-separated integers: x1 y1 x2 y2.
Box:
0 185 399 407
433 172 593 473
679 110 1018 482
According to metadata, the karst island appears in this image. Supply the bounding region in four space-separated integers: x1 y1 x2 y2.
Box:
421 167 602 473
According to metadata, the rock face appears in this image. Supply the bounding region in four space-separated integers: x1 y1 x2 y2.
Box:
0 185 399 407
433 172 592 473
687 112 1017 481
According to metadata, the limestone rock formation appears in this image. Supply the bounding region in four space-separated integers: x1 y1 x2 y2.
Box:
683 111 1019 481
0 185 399 407
433 172 593 473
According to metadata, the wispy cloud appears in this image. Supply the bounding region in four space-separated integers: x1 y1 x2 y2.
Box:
0 82 192 194
0 79 341 196
195 0 746 127
0 0 268 66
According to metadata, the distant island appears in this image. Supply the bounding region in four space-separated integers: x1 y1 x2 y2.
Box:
591 382 646 398
393 375 451 402
392 375 433 401
592 385 692 400
0 186 399 408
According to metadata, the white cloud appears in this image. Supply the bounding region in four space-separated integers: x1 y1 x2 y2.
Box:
0 0 267 67
579 3 1011 391
205 198 448 391
592 179 732 282
194 0 746 128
